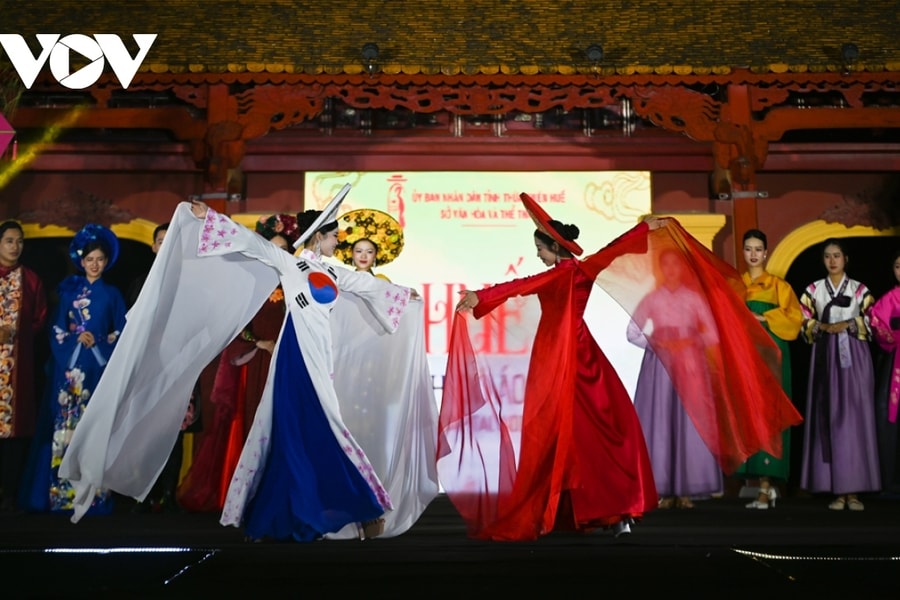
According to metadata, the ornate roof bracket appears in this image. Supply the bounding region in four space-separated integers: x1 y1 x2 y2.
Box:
10 77 900 194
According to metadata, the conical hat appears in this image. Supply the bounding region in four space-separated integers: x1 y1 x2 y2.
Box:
333 208 404 266
519 192 583 256
293 183 352 249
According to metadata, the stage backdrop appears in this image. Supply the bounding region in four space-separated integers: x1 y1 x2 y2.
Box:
303 171 652 407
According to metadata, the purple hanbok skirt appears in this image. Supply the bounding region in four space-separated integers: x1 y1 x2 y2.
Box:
800 334 881 494
633 350 722 497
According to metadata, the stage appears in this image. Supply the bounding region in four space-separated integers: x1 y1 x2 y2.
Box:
3 493 899 598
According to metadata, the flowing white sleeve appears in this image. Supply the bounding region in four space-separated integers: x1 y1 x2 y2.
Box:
198 208 294 273
327 298 439 538
333 265 412 333
59 203 279 523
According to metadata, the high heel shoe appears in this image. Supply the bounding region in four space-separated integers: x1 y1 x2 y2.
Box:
675 496 695 509
358 517 385 540
611 520 631 538
745 486 777 510
657 497 675 509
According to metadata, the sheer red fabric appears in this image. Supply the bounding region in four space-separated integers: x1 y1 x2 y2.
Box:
589 219 803 473
438 218 802 540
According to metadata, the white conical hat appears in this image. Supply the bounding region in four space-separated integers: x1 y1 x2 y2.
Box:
293 183 352 249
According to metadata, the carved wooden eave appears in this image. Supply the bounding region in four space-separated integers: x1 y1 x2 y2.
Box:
13 70 900 166
16 71 900 139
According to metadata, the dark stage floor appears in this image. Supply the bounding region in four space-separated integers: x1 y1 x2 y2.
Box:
3 493 900 599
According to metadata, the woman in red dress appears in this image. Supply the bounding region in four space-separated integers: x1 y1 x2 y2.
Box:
440 195 659 541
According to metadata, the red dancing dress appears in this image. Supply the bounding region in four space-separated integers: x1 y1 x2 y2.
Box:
438 224 657 541
439 218 801 541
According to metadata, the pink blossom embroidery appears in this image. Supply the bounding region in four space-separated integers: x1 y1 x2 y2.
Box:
377 287 411 330
198 209 238 255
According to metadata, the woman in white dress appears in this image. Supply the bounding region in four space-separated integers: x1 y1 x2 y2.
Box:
190 195 417 541
60 186 435 539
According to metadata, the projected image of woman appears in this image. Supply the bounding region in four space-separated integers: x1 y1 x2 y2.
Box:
627 248 723 510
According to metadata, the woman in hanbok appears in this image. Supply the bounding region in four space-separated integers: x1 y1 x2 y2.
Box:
627 248 723 509
21 224 125 514
445 194 659 541
799 238 880 510
59 185 433 535
866 249 900 496
177 215 297 513
735 229 803 509
188 193 419 542
0 221 48 511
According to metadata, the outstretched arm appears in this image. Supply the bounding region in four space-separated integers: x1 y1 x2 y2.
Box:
335 266 413 333
191 200 292 274
456 269 559 318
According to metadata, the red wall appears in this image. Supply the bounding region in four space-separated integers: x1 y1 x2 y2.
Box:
652 171 896 265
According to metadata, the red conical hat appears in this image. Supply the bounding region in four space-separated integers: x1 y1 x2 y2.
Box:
519 192 583 256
